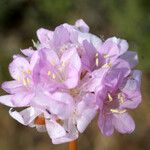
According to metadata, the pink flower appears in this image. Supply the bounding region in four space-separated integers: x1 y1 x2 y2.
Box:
0 52 39 107
0 19 142 144
98 66 142 135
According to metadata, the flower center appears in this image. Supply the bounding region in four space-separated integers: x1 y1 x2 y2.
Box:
69 88 80 97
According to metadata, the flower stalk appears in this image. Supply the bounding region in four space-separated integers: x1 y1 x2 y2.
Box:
69 140 77 150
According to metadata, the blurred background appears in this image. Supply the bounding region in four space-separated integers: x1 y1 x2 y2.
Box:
0 0 150 149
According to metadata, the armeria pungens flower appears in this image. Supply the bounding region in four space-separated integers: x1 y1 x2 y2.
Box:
0 19 142 144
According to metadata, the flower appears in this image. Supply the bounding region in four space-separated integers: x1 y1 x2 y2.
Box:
98 66 142 135
0 19 142 144
0 52 39 107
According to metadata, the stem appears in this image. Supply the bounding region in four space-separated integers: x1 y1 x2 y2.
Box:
69 140 77 150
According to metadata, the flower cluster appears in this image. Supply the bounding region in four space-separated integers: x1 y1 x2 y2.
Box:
0 19 142 144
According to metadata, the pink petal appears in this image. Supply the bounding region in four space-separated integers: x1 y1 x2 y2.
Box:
12 92 34 107
75 19 89 32
78 32 102 49
120 51 138 68
61 48 81 88
36 28 53 44
9 56 30 80
49 92 74 119
121 70 142 109
40 48 59 66
21 48 35 57
53 25 70 48
112 113 135 134
1 80 24 94
98 113 114 136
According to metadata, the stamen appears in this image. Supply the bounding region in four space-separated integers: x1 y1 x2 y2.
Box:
26 78 30 85
120 97 124 104
47 70 51 76
108 93 113 102
95 58 99 66
17 77 21 82
110 109 126 114
102 62 112 68
103 54 109 58
52 73 56 79
95 53 99 66
51 61 55 66
118 93 121 99
108 62 112 67
95 53 99 57
61 61 65 67
27 69 31 74
22 78 27 86
118 93 125 104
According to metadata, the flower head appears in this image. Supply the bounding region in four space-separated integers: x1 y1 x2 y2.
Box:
0 19 142 144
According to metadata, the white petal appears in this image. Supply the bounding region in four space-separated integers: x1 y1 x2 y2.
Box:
0 95 14 107
9 107 40 125
46 120 66 139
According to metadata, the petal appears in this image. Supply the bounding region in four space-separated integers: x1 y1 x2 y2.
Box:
82 40 97 71
77 108 97 133
63 65 80 89
112 113 135 134
132 70 142 85
82 68 108 92
52 126 78 144
1 80 24 94
77 93 97 112
21 48 35 57
30 51 41 84
61 48 81 72
121 70 142 109
31 92 73 119
61 48 81 88
9 56 30 80
75 19 89 32
53 25 70 48
49 92 74 119
78 32 102 49
99 37 119 59
104 58 131 91
40 48 59 66
0 95 14 107
36 28 53 44
30 51 40 70
113 37 128 55
51 119 78 144
98 112 114 136
99 37 128 62
9 107 40 125
46 120 66 139
63 23 78 43
77 94 103 133
12 92 34 107
120 51 138 68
